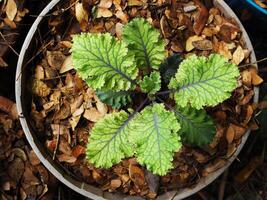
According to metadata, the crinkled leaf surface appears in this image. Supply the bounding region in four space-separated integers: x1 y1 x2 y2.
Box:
96 90 132 109
72 33 138 91
129 104 181 175
139 71 161 94
160 54 183 85
86 110 134 168
123 18 165 70
169 54 240 109
174 106 216 147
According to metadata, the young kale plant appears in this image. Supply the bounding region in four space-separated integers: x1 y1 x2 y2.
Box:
71 18 240 176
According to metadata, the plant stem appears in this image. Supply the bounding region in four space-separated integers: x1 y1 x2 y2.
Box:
156 89 176 96
239 56 267 68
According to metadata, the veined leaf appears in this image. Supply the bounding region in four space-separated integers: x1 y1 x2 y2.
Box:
96 90 132 109
174 106 216 147
123 18 165 70
71 33 138 91
139 71 161 94
86 110 135 168
169 54 240 109
160 54 182 85
129 104 182 175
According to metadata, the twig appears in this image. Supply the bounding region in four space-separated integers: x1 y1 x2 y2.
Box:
53 128 60 160
218 169 229 200
198 191 215 200
239 57 267 68
0 32 19 56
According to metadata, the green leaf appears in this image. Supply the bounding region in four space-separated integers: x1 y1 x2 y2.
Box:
86 110 135 168
129 104 182 175
71 33 138 91
174 106 216 147
122 18 165 70
139 71 161 95
160 54 183 85
96 90 132 109
168 54 240 109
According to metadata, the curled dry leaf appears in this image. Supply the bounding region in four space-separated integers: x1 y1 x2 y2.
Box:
213 41 232 60
226 125 235 144
99 0 113 9
202 158 226 176
4 17 17 29
75 2 89 24
192 39 213 50
57 154 77 163
218 22 240 43
72 145 86 158
228 123 246 140
110 179 122 190
46 51 66 70
127 0 146 6
8 158 25 183
6 0 18 21
129 164 145 187
84 107 104 122
32 80 51 97
248 67 263 86
186 35 203 52
239 90 254 105
51 124 69 135
69 115 81 131
193 0 209 35
35 65 45 80
232 46 245 65
115 22 123 38
242 69 252 87
97 8 113 18
60 56 74 74
115 10 128 23
28 150 40 166
53 102 71 120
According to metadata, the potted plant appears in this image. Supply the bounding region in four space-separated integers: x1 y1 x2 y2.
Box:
16 0 261 199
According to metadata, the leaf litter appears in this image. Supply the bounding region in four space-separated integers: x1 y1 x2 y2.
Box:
27 0 262 198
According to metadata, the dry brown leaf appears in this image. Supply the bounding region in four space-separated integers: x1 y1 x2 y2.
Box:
239 90 254 105
53 102 71 120
8 158 25 183
241 69 252 87
115 10 128 23
232 46 245 65
115 22 123 39
84 107 104 122
51 124 69 135
60 56 74 74
127 0 146 6
57 154 77 163
28 150 40 166
213 41 232 60
129 164 145 187
193 0 209 35
229 123 246 140
202 159 226 176
46 51 66 70
186 35 203 52
35 65 45 80
4 17 16 29
97 8 113 18
72 145 86 158
243 105 253 125
248 67 263 85
110 179 122 190
99 0 113 8
32 80 51 97
192 39 213 50
75 2 89 23
226 125 235 144
69 115 81 131
6 0 17 21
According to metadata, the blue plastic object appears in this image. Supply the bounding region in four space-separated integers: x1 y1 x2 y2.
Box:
245 0 267 16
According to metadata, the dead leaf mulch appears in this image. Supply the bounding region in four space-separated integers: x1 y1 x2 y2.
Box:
25 0 263 199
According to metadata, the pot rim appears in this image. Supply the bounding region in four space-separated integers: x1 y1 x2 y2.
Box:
15 0 259 199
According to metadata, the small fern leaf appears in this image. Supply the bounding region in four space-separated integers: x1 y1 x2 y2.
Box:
86 110 135 168
96 90 132 109
169 54 240 109
174 107 216 147
123 18 165 70
72 33 138 91
139 71 161 94
128 104 182 175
